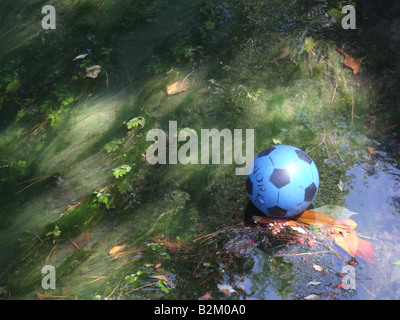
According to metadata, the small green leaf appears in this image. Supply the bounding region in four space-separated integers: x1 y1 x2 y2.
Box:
126 117 144 129
5 79 21 93
112 165 132 179
392 261 400 266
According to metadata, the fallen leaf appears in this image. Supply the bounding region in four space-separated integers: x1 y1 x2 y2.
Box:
155 263 162 268
308 240 315 247
367 147 376 155
152 275 174 285
199 87 211 93
304 294 319 300
73 53 89 61
307 281 321 286
217 284 236 294
336 47 360 75
355 237 375 264
313 263 323 272
152 238 182 254
67 233 93 250
166 78 190 95
84 65 101 79
331 228 359 257
291 226 307 234
109 244 126 255
254 209 375 264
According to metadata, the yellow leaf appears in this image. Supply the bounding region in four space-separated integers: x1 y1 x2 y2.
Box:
331 230 359 257
343 218 357 229
109 244 126 255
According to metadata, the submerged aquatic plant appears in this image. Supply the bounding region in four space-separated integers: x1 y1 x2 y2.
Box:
93 189 112 209
45 225 61 244
104 139 123 153
112 165 132 179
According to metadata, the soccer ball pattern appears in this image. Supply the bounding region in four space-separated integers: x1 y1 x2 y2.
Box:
246 145 319 218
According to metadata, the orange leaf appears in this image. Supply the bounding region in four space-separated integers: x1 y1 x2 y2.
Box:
367 147 376 155
152 275 174 284
330 229 359 257
343 218 357 229
109 244 126 255
336 47 360 76
355 237 375 264
253 210 375 264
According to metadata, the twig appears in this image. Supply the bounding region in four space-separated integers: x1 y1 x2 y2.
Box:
68 236 81 250
183 70 195 81
105 70 109 89
21 243 41 262
45 243 59 263
383 123 400 130
274 250 330 257
307 130 327 154
331 83 338 101
106 279 122 299
351 96 354 123
323 129 331 159
125 281 158 295
194 224 242 244
358 279 375 298
328 133 345 163
97 0 107 10
233 275 245 288
200 273 217 286
83 276 108 285
16 174 53 195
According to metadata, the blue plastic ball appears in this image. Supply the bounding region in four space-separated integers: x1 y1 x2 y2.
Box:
246 145 319 218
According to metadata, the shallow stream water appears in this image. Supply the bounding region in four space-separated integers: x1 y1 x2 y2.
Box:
0 0 400 300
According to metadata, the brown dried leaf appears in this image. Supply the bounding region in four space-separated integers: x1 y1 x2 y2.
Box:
84 65 101 79
336 47 360 76
152 275 174 285
166 78 190 95
67 233 93 250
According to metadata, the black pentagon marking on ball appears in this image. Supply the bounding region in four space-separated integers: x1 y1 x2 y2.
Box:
246 177 253 195
295 149 312 165
304 182 317 202
269 168 290 188
258 146 275 158
267 206 288 217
